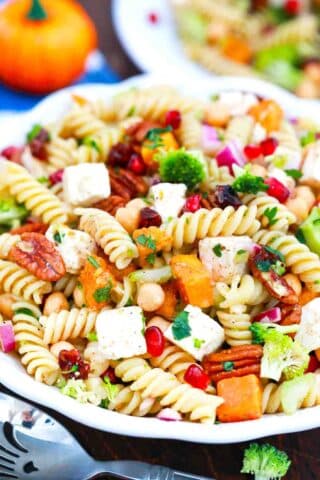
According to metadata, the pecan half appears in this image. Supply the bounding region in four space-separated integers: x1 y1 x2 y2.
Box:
93 195 126 216
9 232 66 282
109 167 148 200
10 223 48 235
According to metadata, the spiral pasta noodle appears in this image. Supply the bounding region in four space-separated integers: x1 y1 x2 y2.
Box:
253 229 320 290
182 0 245 26
149 345 194 382
12 302 60 385
272 120 302 163
224 115 255 147
0 260 52 304
0 233 20 259
108 385 161 416
111 277 135 308
217 306 252 346
39 308 98 345
177 113 202 150
53 274 78 298
59 104 108 138
203 159 234 190
46 136 78 170
76 208 138 269
216 275 270 309
161 205 260 250
1 161 67 225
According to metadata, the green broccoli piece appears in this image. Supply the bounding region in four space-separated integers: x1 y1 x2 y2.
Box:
250 322 299 345
299 207 320 256
282 340 309 381
241 443 291 480
280 373 315 414
0 197 28 233
158 148 206 190
232 170 268 195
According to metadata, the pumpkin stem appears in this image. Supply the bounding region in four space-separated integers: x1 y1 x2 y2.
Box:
27 0 47 21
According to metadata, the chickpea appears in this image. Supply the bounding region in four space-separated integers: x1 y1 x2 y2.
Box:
147 315 171 333
126 198 147 211
137 283 165 312
43 292 69 316
305 63 320 86
283 273 302 297
0 294 16 319
250 164 267 178
84 341 109 376
295 78 319 99
285 186 315 223
116 206 141 234
50 341 74 358
73 284 86 308
205 105 230 128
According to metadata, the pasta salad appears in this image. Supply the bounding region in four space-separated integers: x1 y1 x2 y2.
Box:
171 0 320 98
0 85 320 425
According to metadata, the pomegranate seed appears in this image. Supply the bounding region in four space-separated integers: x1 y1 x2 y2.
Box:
260 137 278 156
29 129 50 161
165 110 181 130
1 145 24 163
108 143 135 167
148 11 159 24
184 364 210 390
49 169 64 185
77 361 90 380
244 144 262 160
306 354 319 373
102 366 118 384
145 326 165 357
139 207 162 228
265 177 290 203
128 153 146 175
184 194 202 213
284 0 300 15
214 185 242 209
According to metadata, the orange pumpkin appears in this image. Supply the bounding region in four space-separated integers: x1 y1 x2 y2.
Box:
0 0 97 93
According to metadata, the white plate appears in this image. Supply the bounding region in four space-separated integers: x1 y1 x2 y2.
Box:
0 74 319 443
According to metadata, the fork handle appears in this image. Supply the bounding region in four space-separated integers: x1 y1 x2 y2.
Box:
93 460 213 480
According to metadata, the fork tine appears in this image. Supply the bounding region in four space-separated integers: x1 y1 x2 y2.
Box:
0 463 15 472
3 423 28 453
0 445 19 459
0 470 18 479
0 454 15 465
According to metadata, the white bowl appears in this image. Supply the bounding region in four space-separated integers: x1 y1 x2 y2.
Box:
0 74 319 443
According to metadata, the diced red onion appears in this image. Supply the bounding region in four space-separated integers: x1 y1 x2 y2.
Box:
216 140 246 172
254 307 281 324
202 125 221 154
156 408 182 422
0 322 16 353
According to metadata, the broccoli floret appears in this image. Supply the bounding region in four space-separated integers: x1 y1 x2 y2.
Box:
232 170 268 195
241 443 291 480
250 322 299 345
282 340 309 381
0 197 28 233
158 148 206 190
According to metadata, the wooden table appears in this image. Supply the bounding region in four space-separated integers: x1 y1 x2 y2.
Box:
1 1 319 479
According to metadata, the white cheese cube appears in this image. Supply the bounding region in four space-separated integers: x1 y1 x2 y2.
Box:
164 305 224 361
199 236 254 283
46 224 96 274
301 141 320 186
63 163 110 206
149 182 187 221
295 298 320 352
96 306 147 360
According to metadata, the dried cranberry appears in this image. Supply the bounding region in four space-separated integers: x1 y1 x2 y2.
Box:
59 349 81 371
49 169 64 185
306 354 319 373
184 194 202 213
260 137 278 156
184 364 210 390
1 146 24 163
128 153 146 175
213 185 242 209
284 0 300 15
147 11 159 24
77 360 90 380
139 207 162 228
244 144 262 160
108 143 135 167
145 326 165 357
165 110 181 130
265 177 290 203
102 366 118 384
29 129 50 161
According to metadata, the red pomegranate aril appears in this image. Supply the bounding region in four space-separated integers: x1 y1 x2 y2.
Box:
244 144 262 160
29 128 50 160
145 326 165 357
165 110 181 130
58 349 81 371
184 364 210 390
102 366 118 384
108 143 135 167
306 354 319 373
49 169 64 185
128 153 147 175
139 207 162 228
284 0 300 15
265 177 290 203
260 137 278 156
184 194 202 213
148 11 159 24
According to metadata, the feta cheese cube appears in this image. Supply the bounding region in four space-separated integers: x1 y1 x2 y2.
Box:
46 224 96 274
164 305 224 361
295 298 320 352
96 306 147 360
63 163 110 206
301 141 320 186
149 182 187 221
199 236 254 283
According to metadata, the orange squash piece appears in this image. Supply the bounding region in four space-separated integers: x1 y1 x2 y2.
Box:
217 374 263 423
141 131 179 166
133 227 172 268
249 99 283 132
222 35 252 64
299 288 317 306
155 281 178 319
171 255 213 308
79 254 115 311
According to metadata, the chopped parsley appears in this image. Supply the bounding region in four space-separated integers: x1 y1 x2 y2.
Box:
102 377 119 403
37 176 49 185
172 311 191 340
87 255 100 269
212 243 224 257
146 253 156 265
27 124 42 142
256 259 273 272
285 169 302 180
127 105 136 117
145 126 173 150
272 260 286 276
194 338 205 349
82 137 101 152
263 207 278 227
86 332 98 342
14 307 38 319
53 231 64 244
223 361 234 372
264 246 285 263
93 284 112 303
136 234 156 250
232 171 268 195
300 131 316 147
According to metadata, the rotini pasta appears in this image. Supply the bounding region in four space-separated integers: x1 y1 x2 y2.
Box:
0 233 20 259
217 306 252 346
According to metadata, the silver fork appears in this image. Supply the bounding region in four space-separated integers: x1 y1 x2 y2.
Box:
0 392 213 480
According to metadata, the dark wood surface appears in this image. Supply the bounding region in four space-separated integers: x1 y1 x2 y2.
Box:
1 1 319 479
